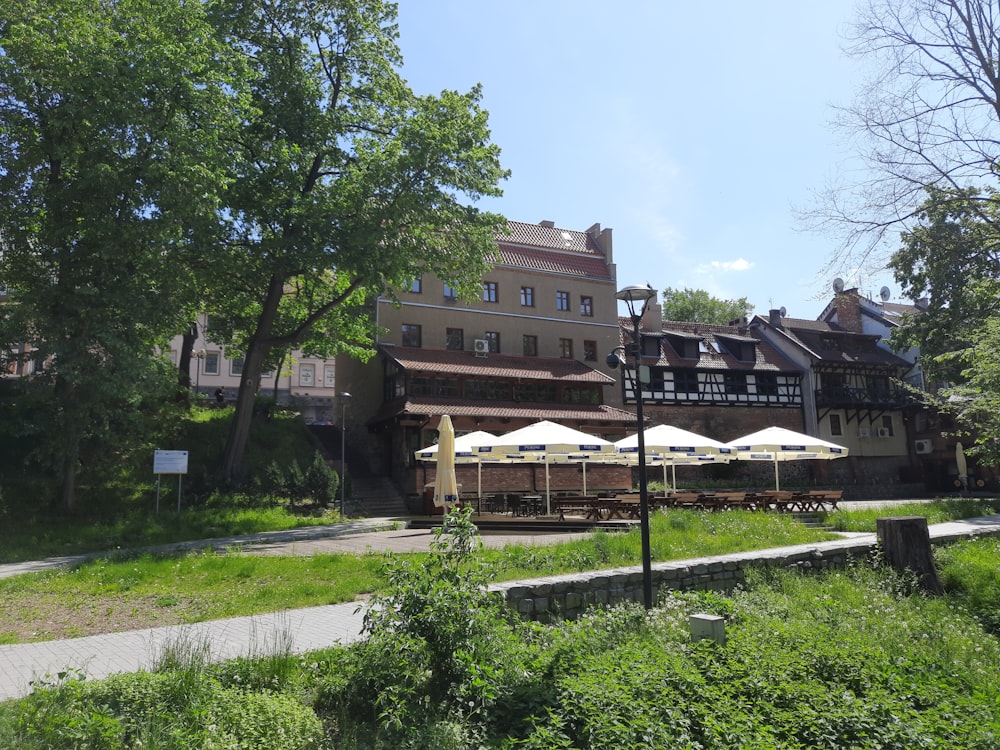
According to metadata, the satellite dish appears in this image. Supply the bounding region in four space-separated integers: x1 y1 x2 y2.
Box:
879 286 891 302
779 306 787 317
832 277 845 293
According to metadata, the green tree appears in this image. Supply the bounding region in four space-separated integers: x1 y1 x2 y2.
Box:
889 186 1000 383
0 0 243 509
660 287 752 324
209 0 508 480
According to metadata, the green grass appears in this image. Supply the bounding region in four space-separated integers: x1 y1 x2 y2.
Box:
826 497 998 532
0 505 346 564
0 510 837 643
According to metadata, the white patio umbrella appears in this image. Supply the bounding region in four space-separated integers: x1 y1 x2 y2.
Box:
615 425 733 491
725 426 848 490
415 430 498 498
475 420 615 514
630 452 730 491
431 415 460 508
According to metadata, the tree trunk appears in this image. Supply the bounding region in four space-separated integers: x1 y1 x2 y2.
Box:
220 275 286 481
876 515 942 594
177 322 198 395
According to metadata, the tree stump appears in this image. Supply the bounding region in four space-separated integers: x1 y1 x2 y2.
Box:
876 516 942 594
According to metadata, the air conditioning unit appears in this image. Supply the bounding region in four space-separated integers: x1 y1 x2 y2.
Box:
473 339 489 356
857 426 870 438
876 427 891 438
914 438 933 454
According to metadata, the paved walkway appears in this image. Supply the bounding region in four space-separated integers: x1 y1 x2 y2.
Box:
2 508 998 703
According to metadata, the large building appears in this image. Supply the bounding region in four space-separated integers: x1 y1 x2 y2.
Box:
334 220 637 505
750 299 917 489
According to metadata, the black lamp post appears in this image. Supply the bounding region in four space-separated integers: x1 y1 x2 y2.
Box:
608 283 657 608
337 392 351 516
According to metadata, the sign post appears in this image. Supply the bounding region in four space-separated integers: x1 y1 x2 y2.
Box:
153 450 189 513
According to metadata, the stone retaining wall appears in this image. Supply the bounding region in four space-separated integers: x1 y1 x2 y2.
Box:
489 534 940 622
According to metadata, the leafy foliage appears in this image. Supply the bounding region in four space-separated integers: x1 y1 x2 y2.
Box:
889 186 1000 380
0 0 244 509
660 286 753 324
318 508 533 745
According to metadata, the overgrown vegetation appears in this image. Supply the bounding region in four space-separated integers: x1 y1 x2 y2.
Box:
0 406 346 563
3 511 1000 748
826 497 998 532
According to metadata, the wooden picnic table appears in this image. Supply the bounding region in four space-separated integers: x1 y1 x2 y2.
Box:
552 496 602 521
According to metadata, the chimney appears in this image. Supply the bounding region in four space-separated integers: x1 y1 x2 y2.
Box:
834 289 863 333
768 308 784 329
539 220 555 228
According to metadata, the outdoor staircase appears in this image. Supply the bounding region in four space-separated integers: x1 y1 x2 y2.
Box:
791 512 835 531
347 475 410 518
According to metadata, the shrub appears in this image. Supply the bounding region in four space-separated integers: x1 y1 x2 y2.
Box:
318 507 533 742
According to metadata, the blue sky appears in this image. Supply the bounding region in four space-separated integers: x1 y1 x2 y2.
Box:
395 1 898 321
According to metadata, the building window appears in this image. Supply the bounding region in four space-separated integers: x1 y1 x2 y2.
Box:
229 356 244 377
755 373 779 397
482 281 498 303
829 414 843 436
724 372 748 394
407 278 421 293
324 365 336 388
583 340 597 361
484 331 500 353
556 290 569 311
673 370 698 396
559 338 573 358
402 324 422 347
520 286 534 307
523 334 538 356
580 295 593 317
203 351 220 375
299 363 315 387
443 283 458 299
881 415 894 436
446 328 464 351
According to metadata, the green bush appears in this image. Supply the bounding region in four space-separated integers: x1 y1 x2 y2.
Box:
9 668 325 749
317 508 533 743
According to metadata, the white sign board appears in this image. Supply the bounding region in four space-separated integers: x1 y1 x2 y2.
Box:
154 450 189 475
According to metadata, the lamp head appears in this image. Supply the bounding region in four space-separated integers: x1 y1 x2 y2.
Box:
616 284 658 319
606 351 622 369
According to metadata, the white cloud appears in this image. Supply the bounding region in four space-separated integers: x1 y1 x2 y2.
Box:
693 257 754 275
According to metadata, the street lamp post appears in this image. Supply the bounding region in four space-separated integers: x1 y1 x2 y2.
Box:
193 349 205 395
608 284 658 609
337 392 351 516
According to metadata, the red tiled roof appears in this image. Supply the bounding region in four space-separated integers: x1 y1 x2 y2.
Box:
497 220 603 254
496 244 613 280
491 220 613 281
383 346 614 383
371 397 637 425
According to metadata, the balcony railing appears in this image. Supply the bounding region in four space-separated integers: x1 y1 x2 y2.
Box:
815 385 913 410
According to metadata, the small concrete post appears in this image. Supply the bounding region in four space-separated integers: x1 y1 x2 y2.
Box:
689 613 726 645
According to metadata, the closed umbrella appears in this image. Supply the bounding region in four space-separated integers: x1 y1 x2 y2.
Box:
725 426 848 490
432 415 460 509
415 430 497 498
